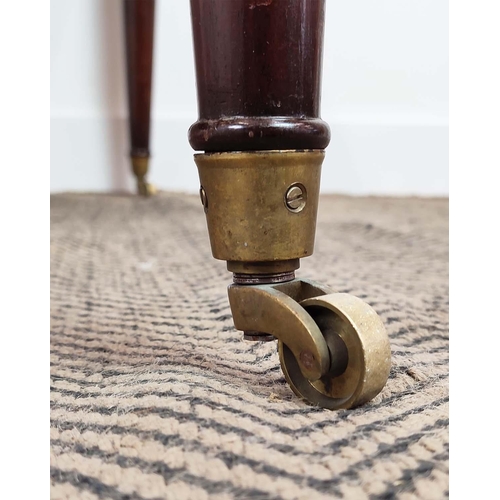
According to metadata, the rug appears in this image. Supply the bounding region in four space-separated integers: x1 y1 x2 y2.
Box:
50 192 449 499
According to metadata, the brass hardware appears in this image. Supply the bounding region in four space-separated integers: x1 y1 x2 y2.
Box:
232 271 296 285
227 259 300 276
228 280 390 409
131 156 156 197
137 179 156 197
194 150 323 264
228 278 333 381
193 148 391 409
278 293 391 409
131 155 149 178
199 186 208 211
285 183 307 212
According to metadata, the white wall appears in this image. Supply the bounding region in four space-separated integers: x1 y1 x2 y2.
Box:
51 0 448 195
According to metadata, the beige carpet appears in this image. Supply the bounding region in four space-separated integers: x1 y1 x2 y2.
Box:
50 192 449 500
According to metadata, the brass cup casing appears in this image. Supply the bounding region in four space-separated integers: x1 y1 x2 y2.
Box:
194 150 324 273
131 155 150 179
131 155 156 197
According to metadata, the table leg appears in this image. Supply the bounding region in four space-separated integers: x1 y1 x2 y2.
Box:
123 0 155 196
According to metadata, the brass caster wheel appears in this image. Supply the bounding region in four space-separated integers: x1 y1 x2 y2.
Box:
137 179 156 197
278 293 391 409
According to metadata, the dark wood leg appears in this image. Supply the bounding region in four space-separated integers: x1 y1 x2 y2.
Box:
123 0 155 196
189 0 330 152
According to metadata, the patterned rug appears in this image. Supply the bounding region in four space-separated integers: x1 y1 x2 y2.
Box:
50 192 449 500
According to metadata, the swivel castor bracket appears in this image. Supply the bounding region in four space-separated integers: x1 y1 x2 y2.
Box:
188 0 391 408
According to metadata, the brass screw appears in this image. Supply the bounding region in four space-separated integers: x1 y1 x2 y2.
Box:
199 186 208 211
285 184 306 212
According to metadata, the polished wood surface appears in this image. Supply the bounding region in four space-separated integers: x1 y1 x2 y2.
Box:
124 0 155 158
189 0 330 152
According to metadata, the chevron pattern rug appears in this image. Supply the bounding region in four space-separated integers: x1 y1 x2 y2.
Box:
50 192 449 500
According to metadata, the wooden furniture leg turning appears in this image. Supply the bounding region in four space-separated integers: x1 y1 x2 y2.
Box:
123 0 155 196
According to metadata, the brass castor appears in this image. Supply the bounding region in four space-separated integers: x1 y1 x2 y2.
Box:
228 278 390 409
131 156 156 197
185 0 391 409
192 150 391 410
136 178 156 197
279 293 391 409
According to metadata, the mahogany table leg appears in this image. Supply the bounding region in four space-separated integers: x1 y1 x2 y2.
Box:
123 0 155 196
189 0 330 153
188 0 391 410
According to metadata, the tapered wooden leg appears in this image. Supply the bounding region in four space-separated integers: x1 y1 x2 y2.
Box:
189 0 330 153
123 0 155 196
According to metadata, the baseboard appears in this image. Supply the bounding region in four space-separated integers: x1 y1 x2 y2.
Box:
51 114 448 196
